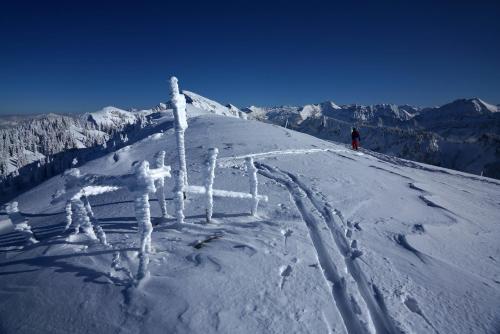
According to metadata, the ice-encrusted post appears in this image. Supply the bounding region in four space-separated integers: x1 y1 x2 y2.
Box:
204 148 219 223
245 157 260 216
82 195 95 220
64 201 72 231
170 76 188 188
135 191 151 282
154 150 168 219
72 198 98 240
6 202 38 245
174 169 186 224
133 161 155 283
81 195 108 245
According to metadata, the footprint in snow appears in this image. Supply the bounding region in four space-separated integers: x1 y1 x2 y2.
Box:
412 224 425 234
279 265 293 290
281 229 293 253
404 296 438 333
233 244 257 256
281 229 293 238
185 253 222 272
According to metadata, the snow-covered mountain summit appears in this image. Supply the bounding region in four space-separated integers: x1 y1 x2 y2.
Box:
0 103 499 333
85 106 143 129
183 90 239 118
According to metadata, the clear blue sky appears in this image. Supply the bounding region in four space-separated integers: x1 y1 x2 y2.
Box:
1 0 499 114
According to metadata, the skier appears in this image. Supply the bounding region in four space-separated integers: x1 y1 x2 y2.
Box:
351 127 360 150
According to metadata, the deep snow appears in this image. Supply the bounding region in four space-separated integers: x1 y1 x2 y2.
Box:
0 105 499 334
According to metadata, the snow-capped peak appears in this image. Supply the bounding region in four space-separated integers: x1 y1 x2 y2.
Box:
321 101 342 110
437 98 498 116
183 90 238 117
474 98 498 113
85 106 137 128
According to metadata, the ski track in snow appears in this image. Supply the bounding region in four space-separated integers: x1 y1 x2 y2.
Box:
278 168 402 334
217 148 350 167
256 162 401 334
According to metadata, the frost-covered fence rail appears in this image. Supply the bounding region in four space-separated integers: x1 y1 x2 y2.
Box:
166 76 267 222
53 160 171 240
53 169 119 242
53 157 171 284
182 148 268 223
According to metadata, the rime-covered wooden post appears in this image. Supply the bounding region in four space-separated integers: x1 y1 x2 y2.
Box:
72 198 98 240
205 148 219 223
170 76 188 187
245 157 260 216
133 161 155 254
82 195 94 220
6 202 38 245
64 201 72 231
81 190 108 245
133 161 155 283
125 160 171 284
154 150 168 219
174 169 186 224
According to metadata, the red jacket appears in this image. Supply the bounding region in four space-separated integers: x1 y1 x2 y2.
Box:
351 130 360 141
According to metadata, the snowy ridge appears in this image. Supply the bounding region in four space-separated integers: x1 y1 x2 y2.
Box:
0 112 498 333
2 91 499 207
183 90 239 118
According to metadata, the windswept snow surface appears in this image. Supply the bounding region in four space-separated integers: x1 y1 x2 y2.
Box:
0 110 499 334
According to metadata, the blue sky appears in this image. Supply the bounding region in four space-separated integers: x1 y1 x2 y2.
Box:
1 0 499 114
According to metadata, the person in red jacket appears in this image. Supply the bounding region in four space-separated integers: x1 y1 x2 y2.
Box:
351 127 360 150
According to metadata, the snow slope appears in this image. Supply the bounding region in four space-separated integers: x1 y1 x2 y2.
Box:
1 106 499 334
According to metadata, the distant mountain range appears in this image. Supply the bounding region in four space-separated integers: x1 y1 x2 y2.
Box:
177 92 499 179
238 97 500 179
1 92 498 203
